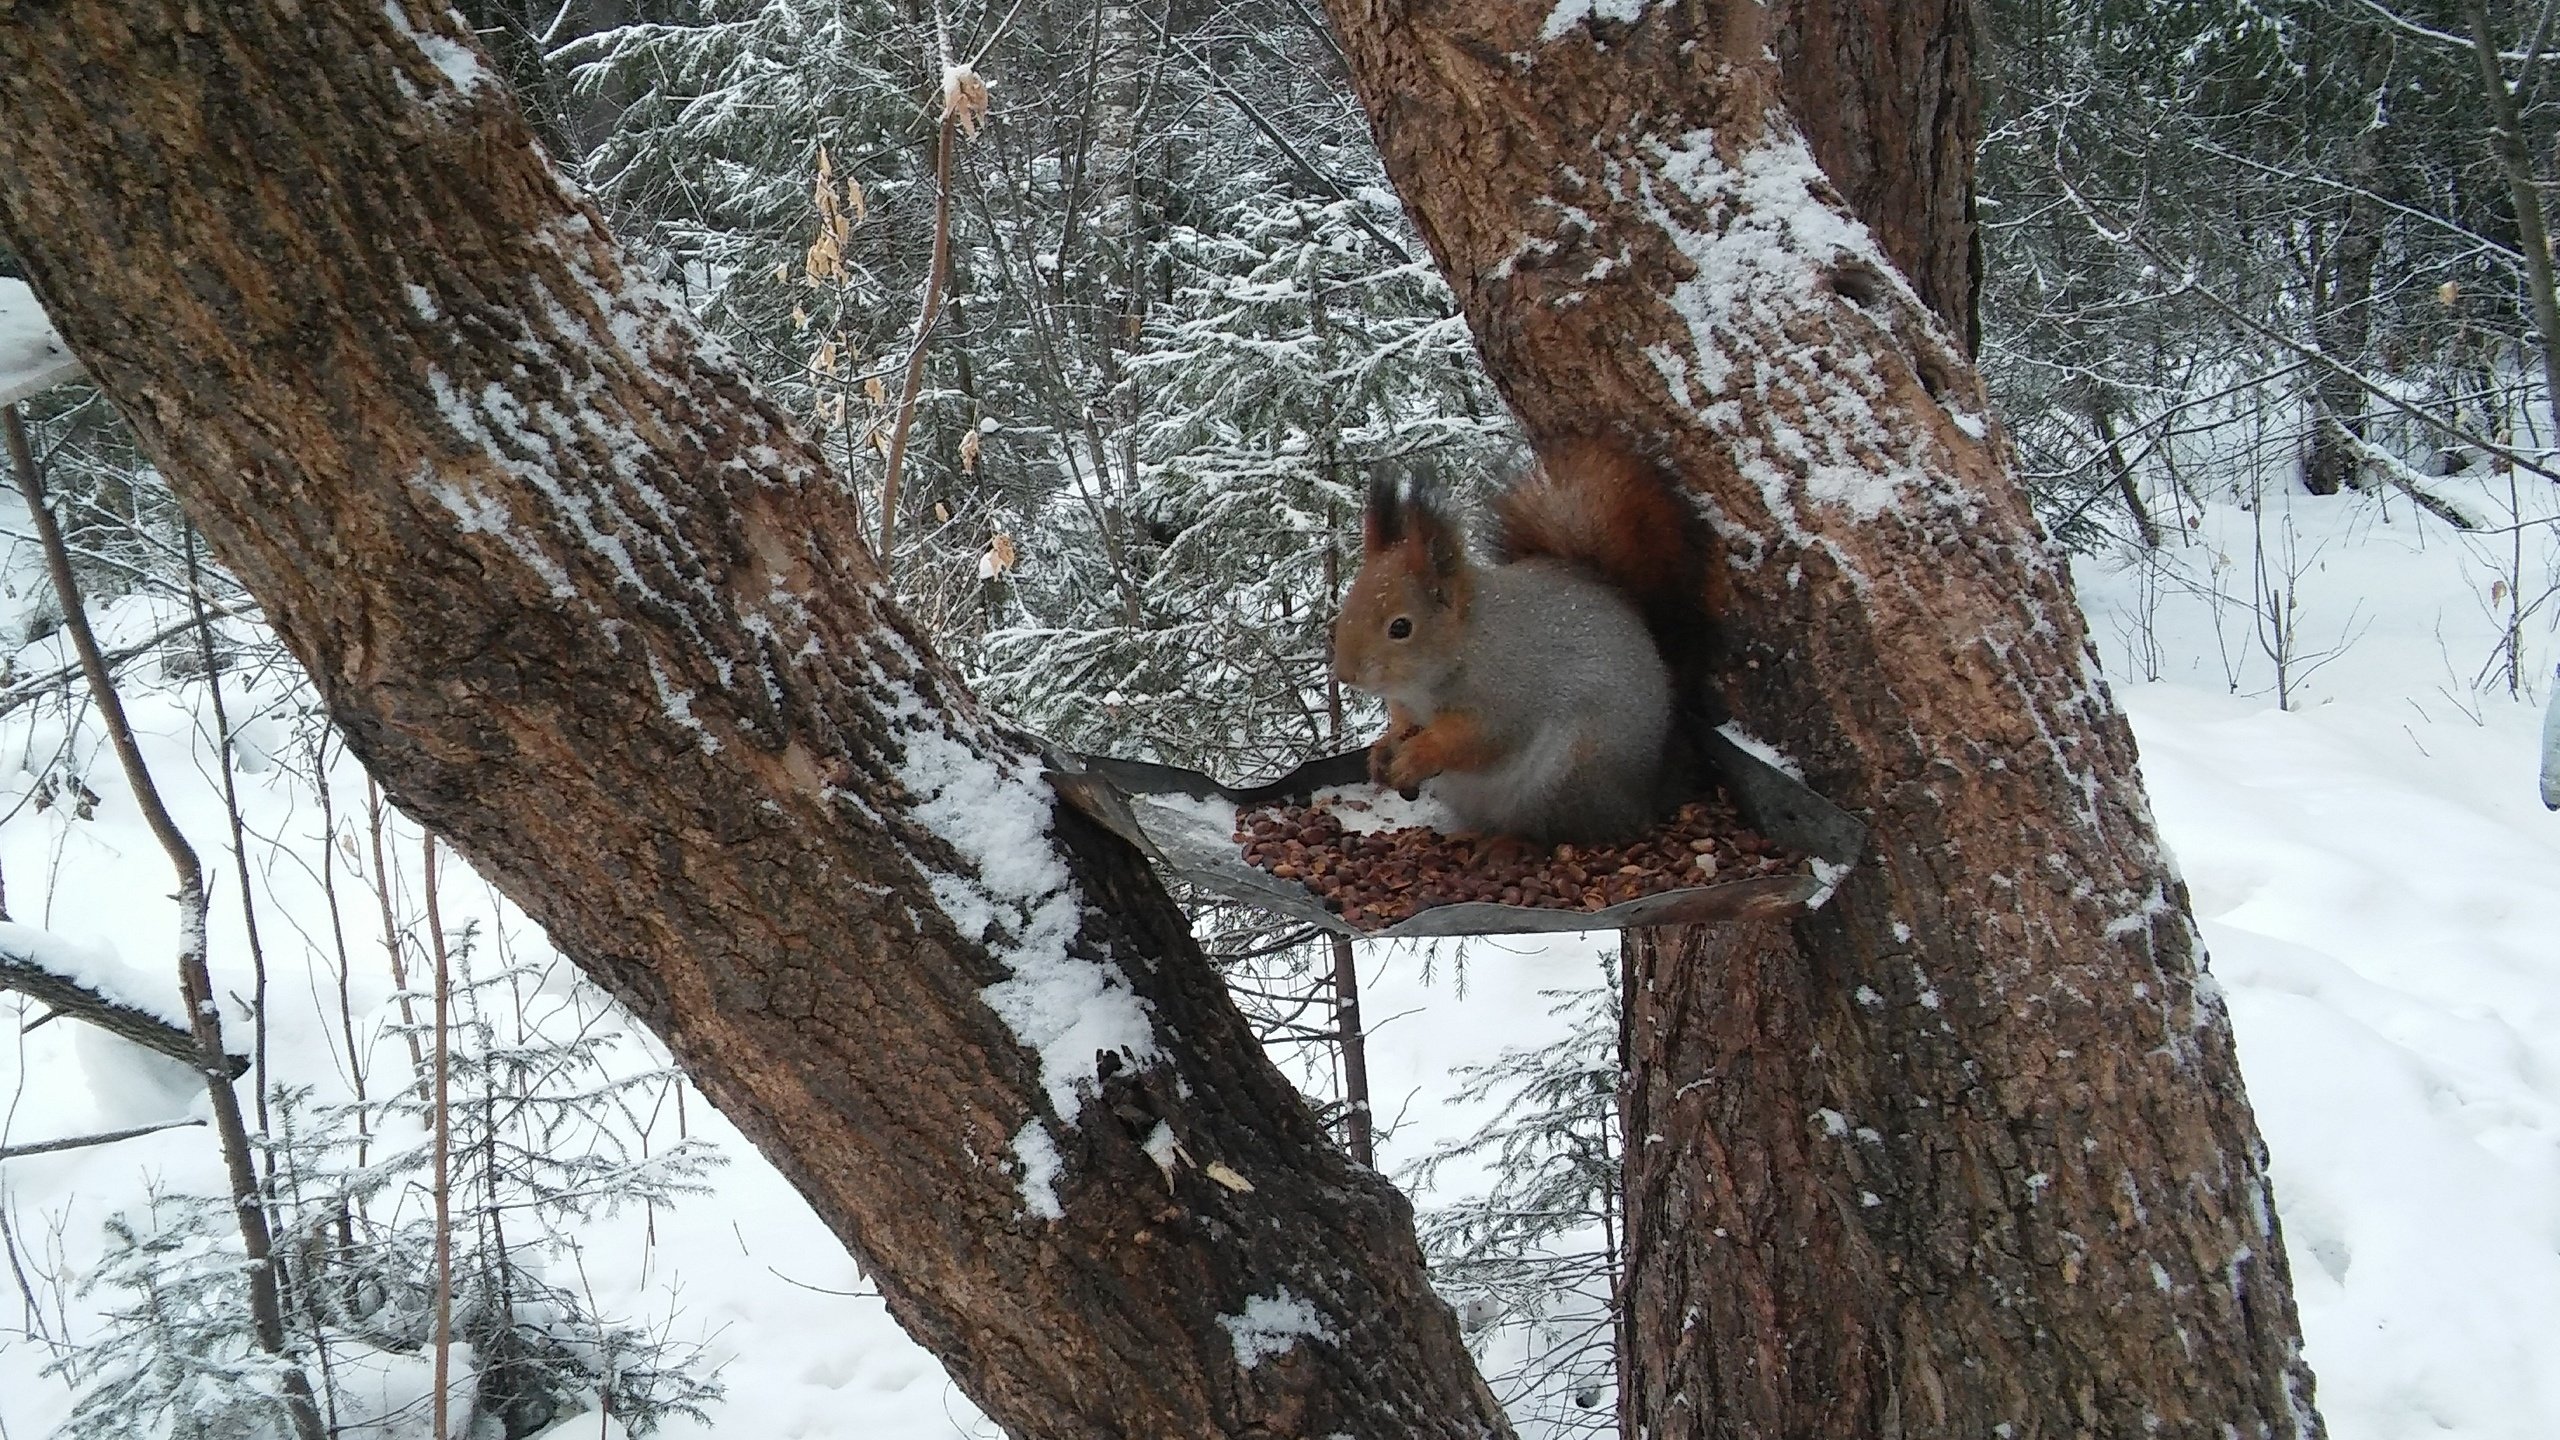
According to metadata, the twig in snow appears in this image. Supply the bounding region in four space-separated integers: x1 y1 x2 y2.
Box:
0 1118 206 1162
2343 435 2488 529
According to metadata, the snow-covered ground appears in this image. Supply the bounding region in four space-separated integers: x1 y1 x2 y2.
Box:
2070 469 2560 1440
0 279 84 408
1 460 2554 1439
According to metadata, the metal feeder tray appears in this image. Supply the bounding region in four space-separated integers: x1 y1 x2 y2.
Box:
1047 729 1865 939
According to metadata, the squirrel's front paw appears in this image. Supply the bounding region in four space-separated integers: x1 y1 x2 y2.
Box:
1368 719 1421 790
1367 737 1416 795
1382 743 1441 798
1367 737 1397 789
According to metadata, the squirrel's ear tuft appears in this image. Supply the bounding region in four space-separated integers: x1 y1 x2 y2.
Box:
1362 471 1405 552
1405 472 1467 583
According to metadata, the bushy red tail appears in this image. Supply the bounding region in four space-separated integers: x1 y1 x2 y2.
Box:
1489 439 1696 613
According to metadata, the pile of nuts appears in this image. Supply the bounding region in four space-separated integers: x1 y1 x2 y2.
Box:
1233 794 1802 931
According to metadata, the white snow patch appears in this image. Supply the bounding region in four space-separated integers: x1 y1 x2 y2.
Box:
419 365 671 611
1305 783 1461 835
1127 790 1239 850
0 921 191 1033
940 61 986 111
0 278 81 406
1806 856 1848 909
1611 123 1985 578
2541 670 2559 809
2105 882 2178 939
1715 721 1804 779
1219 1288 1337 1369
412 462 577 598
1142 1119 1182 1180
1539 0 1653 41
381 0 496 102
646 653 721 755
1011 1121 1064 1221
886 701 1158 1122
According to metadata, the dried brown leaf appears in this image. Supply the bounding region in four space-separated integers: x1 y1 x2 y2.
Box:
942 64 992 138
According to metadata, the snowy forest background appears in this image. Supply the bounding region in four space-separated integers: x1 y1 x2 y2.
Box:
2 0 2558 1436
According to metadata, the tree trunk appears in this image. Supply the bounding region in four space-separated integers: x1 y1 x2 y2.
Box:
0 6 1505 1436
2302 51 2385 498
2301 220 2379 497
2466 0 2560 446
1330 933 1375 1167
1770 0 1981 350
1315 2 2321 1435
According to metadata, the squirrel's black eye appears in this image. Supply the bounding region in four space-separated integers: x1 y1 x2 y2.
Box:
1388 617 1413 640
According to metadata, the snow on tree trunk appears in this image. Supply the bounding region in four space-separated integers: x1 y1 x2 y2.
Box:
1315 1 2323 1434
0 5 1509 1436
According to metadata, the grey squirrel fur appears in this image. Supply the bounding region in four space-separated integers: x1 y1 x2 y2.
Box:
1330 444 1694 843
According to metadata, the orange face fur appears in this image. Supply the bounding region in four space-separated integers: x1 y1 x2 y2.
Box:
1331 477 1473 704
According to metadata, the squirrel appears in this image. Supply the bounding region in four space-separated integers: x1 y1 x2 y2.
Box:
1330 441 1700 843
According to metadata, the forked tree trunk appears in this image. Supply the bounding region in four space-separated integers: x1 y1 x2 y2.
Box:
1770 0 1981 349
0 6 1504 1436
1315 1 2321 1435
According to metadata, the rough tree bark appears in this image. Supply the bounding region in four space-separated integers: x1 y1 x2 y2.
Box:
1770 0 1980 349
0 5 1505 1436
1314 1 2321 1435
